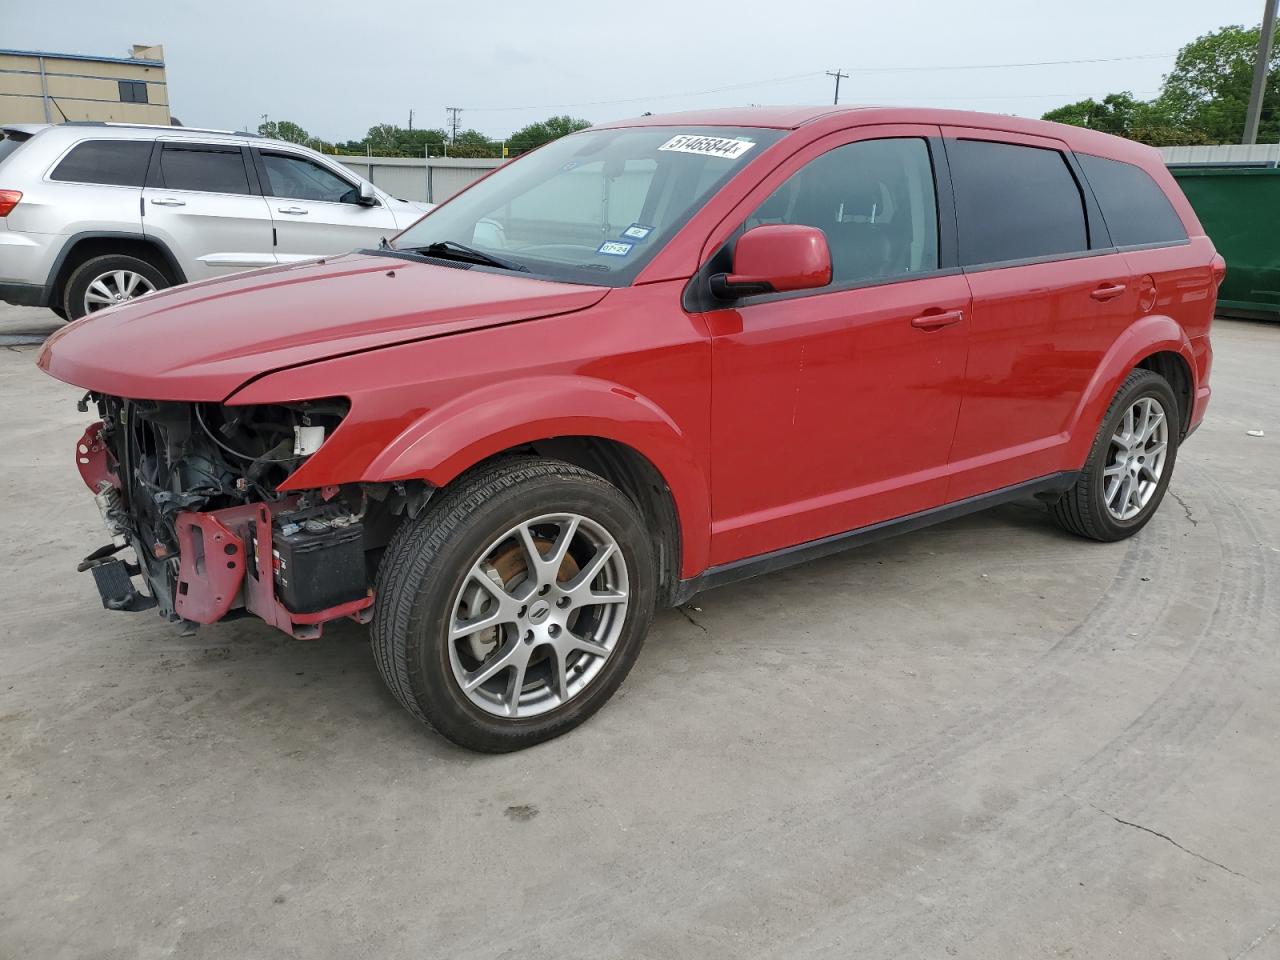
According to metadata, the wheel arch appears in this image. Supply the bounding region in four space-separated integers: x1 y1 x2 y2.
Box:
346 375 711 586
1065 314 1197 464
45 231 186 306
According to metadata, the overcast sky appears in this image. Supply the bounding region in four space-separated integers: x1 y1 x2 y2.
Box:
2 0 1272 141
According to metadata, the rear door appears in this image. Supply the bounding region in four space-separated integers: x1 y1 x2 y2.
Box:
252 148 399 261
941 128 1136 500
142 141 276 279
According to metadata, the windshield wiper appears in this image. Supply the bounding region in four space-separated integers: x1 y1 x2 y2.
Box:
410 240 529 273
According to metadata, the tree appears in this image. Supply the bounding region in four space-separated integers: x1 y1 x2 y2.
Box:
1154 24 1280 142
1042 23 1280 144
506 115 591 152
257 118 310 144
335 124 448 157
445 128 500 158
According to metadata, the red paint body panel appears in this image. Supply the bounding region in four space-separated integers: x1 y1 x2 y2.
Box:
703 272 972 565
40 107 1219 598
38 253 608 401
75 421 118 491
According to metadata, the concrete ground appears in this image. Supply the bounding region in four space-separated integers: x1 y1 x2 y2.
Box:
1 302 1278 960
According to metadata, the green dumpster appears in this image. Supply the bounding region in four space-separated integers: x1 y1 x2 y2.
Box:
1169 164 1280 316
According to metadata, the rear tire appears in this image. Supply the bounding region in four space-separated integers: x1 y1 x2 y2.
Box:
1050 368 1180 542
63 254 169 321
371 457 656 752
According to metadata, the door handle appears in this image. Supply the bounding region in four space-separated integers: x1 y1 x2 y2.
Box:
278 206 308 215
1090 282 1127 301
151 197 185 207
911 309 964 331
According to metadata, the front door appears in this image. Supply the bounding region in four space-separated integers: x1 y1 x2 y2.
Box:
704 130 971 566
253 149 400 261
142 141 276 279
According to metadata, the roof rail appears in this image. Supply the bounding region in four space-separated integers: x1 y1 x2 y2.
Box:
61 120 262 137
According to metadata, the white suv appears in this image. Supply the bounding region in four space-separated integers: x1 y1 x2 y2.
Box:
0 122 432 320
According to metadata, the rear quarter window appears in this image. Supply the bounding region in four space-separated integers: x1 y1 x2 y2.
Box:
948 138 1088 266
50 139 152 187
1078 153 1188 247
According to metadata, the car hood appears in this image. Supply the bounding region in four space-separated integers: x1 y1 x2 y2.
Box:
38 253 609 401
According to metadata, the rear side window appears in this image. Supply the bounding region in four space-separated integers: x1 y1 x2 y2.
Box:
949 139 1088 266
1078 154 1188 247
159 145 252 195
51 140 152 186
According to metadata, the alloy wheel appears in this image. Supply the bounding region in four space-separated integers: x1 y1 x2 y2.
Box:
83 270 156 314
447 513 629 719
1104 396 1169 521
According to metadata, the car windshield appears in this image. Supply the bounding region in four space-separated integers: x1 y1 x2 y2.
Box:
391 125 785 285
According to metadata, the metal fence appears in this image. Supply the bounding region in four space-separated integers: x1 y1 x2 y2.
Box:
1159 144 1280 165
333 155 503 203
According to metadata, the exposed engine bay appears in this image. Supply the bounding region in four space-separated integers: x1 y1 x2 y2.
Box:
76 394 422 637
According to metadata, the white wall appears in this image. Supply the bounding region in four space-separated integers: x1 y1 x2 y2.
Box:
334 155 502 203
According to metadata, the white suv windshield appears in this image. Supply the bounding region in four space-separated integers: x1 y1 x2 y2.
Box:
392 126 784 284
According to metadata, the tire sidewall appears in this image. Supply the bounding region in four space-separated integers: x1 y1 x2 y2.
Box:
1087 372 1180 538
64 254 169 321
404 471 655 750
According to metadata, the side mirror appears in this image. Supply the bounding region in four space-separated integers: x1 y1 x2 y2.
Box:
711 224 832 299
357 180 378 207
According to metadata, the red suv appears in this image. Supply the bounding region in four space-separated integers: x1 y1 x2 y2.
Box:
40 107 1220 751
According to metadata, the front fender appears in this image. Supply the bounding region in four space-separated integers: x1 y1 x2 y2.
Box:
1064 313 1197 464
361 375 711 577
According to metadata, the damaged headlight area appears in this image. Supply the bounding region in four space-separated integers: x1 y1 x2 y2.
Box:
75 394 393 637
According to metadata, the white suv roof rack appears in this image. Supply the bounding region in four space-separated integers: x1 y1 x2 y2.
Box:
63 121 261 137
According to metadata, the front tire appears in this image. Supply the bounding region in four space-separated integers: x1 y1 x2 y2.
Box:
63 254 169 321
1050 368 1180 541
372 457 656 752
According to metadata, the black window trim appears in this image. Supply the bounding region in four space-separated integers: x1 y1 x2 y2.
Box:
250 147 370 206
685 134 957 312
144 141 262 197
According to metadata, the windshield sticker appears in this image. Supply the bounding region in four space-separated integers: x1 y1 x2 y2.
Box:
621 223 654 242
658 135 757 160
561 160 581 171
596 241 634 257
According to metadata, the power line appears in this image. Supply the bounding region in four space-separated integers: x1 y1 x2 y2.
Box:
463 52 1175 113
847 52 1173 73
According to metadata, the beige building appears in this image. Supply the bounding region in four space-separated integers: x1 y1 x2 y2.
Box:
0 44 170 125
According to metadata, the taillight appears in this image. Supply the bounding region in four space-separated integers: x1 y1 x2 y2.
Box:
0 190 20 217
1212 253 1227 287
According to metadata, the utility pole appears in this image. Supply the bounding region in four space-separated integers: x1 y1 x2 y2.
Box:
1244 0 1279 144
446 106 462 143
408 108 414 132
826 69 848 106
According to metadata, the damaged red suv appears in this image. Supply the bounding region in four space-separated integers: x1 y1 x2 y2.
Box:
39 107 1220 751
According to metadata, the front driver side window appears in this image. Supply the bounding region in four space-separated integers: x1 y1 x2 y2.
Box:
260 153 360 204
747 137 939 287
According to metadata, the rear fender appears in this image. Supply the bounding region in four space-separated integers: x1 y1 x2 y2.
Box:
1064 314 1197 465
364 375 711 577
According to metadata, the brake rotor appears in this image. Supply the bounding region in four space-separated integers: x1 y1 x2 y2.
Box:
458 534 581 664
